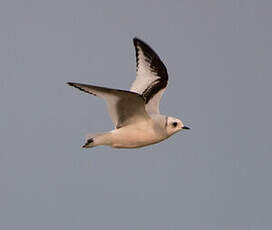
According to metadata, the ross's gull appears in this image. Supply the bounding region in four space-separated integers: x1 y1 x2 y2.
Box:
67 38 190 148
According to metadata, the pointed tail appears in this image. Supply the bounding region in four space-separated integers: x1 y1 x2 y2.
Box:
82 132 107 148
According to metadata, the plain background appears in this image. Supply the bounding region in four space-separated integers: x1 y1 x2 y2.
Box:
1 0 271 229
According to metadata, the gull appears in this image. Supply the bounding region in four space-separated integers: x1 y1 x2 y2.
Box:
67 38 190 148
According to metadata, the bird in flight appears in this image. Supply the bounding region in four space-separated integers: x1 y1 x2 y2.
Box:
68 38 190 148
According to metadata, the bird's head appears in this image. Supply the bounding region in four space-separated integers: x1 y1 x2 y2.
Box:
166 116 190 136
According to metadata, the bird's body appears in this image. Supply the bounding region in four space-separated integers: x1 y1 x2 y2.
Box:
87 115 168 148
68 38 189 149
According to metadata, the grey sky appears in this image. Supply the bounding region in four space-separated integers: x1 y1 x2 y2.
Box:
0 0 271 229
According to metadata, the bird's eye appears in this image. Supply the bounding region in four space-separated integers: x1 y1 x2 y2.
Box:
172 122 178 128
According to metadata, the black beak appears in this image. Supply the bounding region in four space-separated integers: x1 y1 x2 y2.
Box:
182 126 190 130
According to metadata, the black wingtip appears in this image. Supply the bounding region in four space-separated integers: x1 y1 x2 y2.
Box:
67 82 74 86
133 37 140 43
133 37 148 47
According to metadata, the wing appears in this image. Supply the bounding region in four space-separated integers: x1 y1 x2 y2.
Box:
130 38 168 114
67 82 150 129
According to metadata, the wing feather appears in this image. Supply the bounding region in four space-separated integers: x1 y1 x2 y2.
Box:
68 82 150 129
130 38 168 114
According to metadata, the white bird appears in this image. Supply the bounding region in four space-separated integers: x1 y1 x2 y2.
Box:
68 38 190 148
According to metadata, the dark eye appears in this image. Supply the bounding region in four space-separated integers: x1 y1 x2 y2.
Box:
172 122 178 128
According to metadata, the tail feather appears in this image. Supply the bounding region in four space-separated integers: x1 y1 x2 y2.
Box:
82 138 94 148
82 132 107 148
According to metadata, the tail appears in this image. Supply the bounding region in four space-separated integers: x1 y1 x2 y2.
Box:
82 132 107 148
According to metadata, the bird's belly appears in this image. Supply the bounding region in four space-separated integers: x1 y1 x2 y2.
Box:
110 125 165 148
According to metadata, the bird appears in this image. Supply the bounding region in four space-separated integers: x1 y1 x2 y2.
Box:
67 38 190 148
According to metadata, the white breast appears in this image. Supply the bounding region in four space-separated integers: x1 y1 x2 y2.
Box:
110 121 166 148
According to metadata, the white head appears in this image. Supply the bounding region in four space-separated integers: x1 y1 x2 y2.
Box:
165 116 190 136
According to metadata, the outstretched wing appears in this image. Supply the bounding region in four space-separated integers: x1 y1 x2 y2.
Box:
130 38 168 114
68 82 150 129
